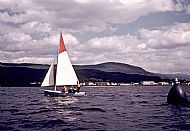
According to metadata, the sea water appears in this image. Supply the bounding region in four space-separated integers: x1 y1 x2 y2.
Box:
1 86 190 131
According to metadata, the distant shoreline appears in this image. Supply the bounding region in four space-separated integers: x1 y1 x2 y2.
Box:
82 85 172 88
0 85 171 88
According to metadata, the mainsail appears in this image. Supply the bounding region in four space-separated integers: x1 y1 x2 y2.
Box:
56 32 79 86
41 61 55 87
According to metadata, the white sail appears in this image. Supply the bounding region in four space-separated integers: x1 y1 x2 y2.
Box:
41 61 55 87
56 51 79 86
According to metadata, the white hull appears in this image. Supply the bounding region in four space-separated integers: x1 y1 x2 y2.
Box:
44 90 86 97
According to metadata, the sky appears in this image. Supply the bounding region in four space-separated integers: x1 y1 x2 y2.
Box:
0 0 190 74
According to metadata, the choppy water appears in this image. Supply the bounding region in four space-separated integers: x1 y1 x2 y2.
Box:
1 86 190 131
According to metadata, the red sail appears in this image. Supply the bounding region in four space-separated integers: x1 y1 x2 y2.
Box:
59 32 66 53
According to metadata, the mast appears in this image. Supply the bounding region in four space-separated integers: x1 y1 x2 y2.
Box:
54 50 58 91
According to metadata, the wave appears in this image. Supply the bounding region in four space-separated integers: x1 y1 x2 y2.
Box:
0 124 14 130
80 107 106 112
28 108 52 115
19 119 67 129
139 101 148 104
0 108 19 113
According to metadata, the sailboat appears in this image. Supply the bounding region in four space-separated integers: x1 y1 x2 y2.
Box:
41 32 86 97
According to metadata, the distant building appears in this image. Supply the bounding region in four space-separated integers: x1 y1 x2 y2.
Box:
158 82 170 86
29 81 41 85
141 81 157 86
95 82 110 86
110 83 118 86
86 82 96 86
133 83 140 85
81 82 86 86
119 83 131 86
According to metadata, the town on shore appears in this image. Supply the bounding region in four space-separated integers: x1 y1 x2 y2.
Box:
81 81 190 86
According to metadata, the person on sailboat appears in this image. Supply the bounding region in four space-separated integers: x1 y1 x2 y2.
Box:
71 86 77 93
62 86 67 93
68 87 73 93
76 81 81 93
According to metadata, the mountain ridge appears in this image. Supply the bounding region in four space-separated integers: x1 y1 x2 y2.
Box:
0 62 190 86
1 61 190 78
74 62 155 76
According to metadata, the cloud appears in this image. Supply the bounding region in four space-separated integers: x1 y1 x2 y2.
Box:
0 0 190 74
0 22 79 64
12 56 53 64
75 34 142 65
139 22 190 49
0 0 187 33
